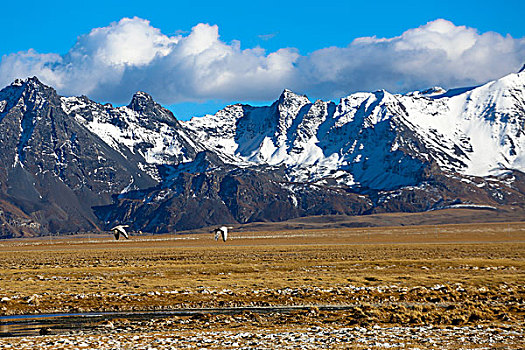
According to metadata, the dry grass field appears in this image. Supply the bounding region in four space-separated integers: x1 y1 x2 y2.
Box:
0 221 524 348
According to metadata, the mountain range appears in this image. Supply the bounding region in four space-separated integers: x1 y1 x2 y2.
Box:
0 70 524 237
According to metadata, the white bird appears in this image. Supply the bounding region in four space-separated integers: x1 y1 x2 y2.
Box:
213 226 233 242
111 225 130 240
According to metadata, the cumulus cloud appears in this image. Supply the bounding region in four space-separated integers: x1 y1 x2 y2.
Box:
0 17 524 104
294 19 525 97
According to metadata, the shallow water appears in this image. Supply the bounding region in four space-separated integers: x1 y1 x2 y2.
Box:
0 305 353 337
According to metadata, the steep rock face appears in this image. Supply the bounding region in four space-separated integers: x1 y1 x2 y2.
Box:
187 72 525 189
95 153 373 232
186 90 436 190
62 91 202 179
127 91 180 126
1 71 525 236
0 78 158 236
398 74 525 176
99 154 525 233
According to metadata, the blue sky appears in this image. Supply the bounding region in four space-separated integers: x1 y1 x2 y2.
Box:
1 0 524 119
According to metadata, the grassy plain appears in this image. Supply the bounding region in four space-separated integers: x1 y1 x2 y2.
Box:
0 222 523 314
0 221 523 348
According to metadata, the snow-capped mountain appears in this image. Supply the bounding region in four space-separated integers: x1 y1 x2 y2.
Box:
186 72 525 189
0 71 524 237
0 78 160 236
61 90 203 180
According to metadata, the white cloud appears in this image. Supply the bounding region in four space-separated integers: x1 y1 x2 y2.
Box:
294 19 525 97
74 17 179 66
395 19 477 60
0 18 524 105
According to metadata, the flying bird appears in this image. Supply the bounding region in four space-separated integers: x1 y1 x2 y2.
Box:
213 226 233 242
111 225 130 240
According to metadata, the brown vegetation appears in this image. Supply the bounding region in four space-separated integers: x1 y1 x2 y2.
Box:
0 222 523 347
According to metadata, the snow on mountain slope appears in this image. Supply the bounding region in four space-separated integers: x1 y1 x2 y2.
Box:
1 73 525 236
186 89 428 189
3 73 523 191
185 71 525 189
61 92 203 180
399 72 525 176
0 77 159 236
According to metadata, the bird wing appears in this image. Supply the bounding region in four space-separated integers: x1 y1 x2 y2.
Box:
111 225 130 240
117 226 129 239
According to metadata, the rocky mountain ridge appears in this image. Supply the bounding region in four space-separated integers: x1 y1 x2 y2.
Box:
0 72 524 237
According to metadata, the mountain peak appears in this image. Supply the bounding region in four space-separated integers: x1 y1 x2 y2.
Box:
1 72 525 237
420 86 447 96
8 76 46 90
26 76 43 84
3 76 60 106
127 91 155 112
278 89 309 103
519 63 525 73
11 78 24 87
11 76 47 88
126 91 180 126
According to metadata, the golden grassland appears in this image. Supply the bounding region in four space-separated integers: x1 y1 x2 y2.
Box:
0 222 523 348
0 223 525 323
0 222 523 325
